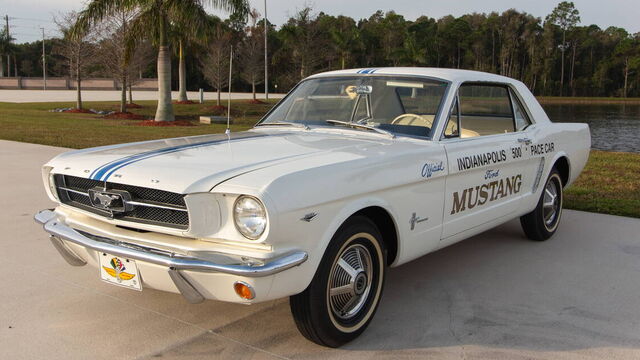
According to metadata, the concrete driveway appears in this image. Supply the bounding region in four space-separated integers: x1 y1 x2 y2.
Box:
2 139 640 359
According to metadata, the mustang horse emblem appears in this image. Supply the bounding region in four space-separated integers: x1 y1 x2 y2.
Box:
87 187 131 213
92 192 119 208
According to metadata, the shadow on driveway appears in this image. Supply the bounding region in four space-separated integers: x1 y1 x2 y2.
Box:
149 210 640 359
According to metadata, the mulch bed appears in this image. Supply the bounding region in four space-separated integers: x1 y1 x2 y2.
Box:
206 105 227 111
125 103 144 109
136 120 196 127
104 112 147 120
204 105 230 116
246 99 266 104
62 108 93 113
174 100 198 105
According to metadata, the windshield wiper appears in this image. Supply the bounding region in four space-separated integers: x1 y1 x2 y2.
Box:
255 121 310 130
325 120 395 139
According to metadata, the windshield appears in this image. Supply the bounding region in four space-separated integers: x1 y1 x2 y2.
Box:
259 76 449 138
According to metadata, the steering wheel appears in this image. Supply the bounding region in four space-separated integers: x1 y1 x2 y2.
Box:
390 113 433 127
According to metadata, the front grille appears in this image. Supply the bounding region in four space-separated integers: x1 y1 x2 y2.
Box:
54 174 189 230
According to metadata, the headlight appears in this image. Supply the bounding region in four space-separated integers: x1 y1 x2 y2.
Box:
42 166 59 201
233 196 267 240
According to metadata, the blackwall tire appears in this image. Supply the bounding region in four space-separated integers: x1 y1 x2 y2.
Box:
520 168 563 241
289 216 386 347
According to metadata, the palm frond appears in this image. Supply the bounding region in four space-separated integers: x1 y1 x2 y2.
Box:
72 0 138 39
124 8 160 61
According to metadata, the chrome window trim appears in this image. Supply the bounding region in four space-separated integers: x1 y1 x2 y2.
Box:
508 87 533 131
438 81 536 142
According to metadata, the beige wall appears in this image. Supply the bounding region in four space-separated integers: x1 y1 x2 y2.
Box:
0 77 158 90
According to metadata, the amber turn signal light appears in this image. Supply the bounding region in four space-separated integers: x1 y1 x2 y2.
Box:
233 281 255 300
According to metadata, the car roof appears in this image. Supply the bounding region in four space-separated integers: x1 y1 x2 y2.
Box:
307 67 517 84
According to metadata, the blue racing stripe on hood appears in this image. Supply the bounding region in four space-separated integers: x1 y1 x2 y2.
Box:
89 133 269 181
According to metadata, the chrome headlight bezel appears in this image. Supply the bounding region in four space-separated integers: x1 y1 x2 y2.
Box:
233 195 267 240
42 166 59 201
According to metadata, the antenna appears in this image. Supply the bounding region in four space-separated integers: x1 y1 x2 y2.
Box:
226 45 233 135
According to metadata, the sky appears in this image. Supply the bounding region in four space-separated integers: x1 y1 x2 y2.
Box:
3 0 639 44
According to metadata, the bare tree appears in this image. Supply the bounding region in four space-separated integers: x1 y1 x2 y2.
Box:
53 11 98 110
199 27 231 106
126 40 153 105
95 9 153 112
238 9 264 101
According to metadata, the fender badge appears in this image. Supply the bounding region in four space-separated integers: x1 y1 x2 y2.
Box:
301 212 318 222
410 212 428 230
421 161 444 178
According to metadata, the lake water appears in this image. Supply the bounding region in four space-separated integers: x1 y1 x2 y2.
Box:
542 103 640 153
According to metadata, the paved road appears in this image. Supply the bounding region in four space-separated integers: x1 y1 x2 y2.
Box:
0 90 284 103
2 139 640 359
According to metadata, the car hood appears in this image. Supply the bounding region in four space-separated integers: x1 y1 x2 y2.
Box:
48 129 394 193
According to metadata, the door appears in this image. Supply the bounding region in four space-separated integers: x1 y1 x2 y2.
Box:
440 83 539 239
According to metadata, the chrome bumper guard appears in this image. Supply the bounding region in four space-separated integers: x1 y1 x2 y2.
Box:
34 209 308 304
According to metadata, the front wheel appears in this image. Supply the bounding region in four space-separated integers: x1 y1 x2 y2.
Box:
520 168 563 241
290 216 386 347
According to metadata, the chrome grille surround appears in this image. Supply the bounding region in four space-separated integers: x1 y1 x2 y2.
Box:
54 174 189 230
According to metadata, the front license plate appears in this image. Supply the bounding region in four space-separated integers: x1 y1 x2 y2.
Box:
99 253 142 291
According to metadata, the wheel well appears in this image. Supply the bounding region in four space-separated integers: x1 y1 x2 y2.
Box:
352 206 398 266
553 157 570 187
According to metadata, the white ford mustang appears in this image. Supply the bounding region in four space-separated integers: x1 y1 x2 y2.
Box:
35 68 590 347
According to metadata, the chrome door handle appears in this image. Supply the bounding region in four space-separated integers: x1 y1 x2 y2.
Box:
517 138 532 145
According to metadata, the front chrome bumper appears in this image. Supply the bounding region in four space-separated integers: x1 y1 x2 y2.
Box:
34 209 308 303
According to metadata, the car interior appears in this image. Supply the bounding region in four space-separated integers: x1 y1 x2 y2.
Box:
444 83 531 139
279 77 448 137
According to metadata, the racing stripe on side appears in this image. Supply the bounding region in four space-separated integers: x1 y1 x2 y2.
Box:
90 133 269 181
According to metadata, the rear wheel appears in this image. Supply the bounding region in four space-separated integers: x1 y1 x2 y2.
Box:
520 168 563 241
290 216 386 347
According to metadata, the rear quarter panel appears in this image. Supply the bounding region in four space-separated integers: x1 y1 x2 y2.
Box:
520 122 591 213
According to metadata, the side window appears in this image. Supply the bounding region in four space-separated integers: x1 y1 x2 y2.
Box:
444 98 459 137
510 90 532 131
458 84 515 137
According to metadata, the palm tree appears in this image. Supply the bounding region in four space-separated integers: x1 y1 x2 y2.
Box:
177 39 188 102
173 15 219 103
74 0 247 121
0 28 16 77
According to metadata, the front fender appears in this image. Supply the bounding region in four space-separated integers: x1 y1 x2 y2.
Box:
265 196 398 300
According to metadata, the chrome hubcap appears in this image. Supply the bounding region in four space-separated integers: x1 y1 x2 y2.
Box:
328 244 373 320
543 178 560 228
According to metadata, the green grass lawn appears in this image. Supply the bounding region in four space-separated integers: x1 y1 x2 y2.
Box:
0 100 276 149
1 100 638 218
564 150 640 218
